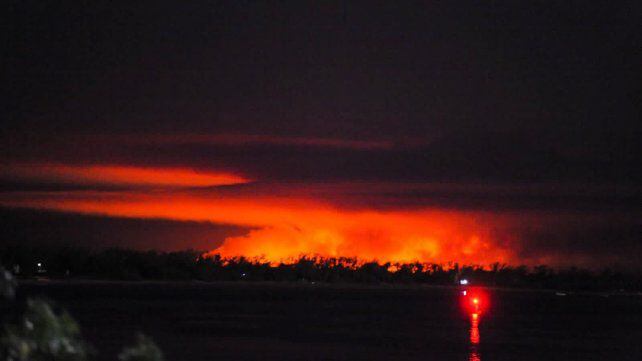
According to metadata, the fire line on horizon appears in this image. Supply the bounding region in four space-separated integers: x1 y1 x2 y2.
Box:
0 187 518 265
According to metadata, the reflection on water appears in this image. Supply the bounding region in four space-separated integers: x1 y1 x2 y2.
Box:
469 313 481 361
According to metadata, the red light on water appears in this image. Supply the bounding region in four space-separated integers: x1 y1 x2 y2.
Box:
470 313 480 344
469 312 481 360
460 287 489 316
461 289 486 361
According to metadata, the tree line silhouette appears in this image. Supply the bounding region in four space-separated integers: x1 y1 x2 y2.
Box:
1 246 640 291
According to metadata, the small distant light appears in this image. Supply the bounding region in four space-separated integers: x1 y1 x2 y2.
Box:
462 290 467 296
241 273 246 277
37 263 42 267
473 298 479 304
460 279 469 285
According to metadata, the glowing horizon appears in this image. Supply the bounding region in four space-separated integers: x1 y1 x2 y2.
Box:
0 160 633 269
0 187 520 266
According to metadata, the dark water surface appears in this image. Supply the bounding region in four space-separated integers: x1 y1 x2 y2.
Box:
16 281 642 361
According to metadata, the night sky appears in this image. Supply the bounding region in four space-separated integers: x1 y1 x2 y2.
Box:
2 1 641 268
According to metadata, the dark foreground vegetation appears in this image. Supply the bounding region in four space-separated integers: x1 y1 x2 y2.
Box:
1 265 163 361
1 246 641 292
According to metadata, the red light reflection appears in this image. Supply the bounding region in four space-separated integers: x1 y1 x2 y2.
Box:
461 288 487 361
469 312 481 361
470 313 480 344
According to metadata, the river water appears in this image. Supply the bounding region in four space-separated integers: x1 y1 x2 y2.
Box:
16 281 642 360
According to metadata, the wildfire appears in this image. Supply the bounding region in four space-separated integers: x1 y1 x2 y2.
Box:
0 188 515 265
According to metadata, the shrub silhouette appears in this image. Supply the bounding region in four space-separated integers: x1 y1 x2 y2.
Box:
118 334 163 361
0 265 163 361
1 299 89 361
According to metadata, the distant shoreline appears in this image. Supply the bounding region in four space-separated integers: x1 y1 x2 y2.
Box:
4 247 641 293
16 278 642 298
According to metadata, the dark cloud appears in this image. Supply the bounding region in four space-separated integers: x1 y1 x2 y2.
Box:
508 215 642 269
3 1 640 139
4 129 641 185
0 207 248 251
0 181 133 193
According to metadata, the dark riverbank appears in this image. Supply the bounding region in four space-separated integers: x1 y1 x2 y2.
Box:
3 247 641 292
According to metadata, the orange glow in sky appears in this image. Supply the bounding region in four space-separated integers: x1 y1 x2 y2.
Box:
0 188 516 265
0 164 249 187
